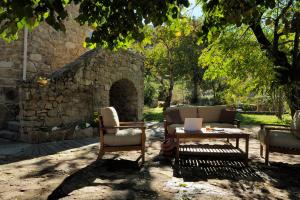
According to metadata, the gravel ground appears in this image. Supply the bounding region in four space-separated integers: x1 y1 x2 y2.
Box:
0 124 299 200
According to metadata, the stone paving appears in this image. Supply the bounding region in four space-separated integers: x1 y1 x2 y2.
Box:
0 124 300 200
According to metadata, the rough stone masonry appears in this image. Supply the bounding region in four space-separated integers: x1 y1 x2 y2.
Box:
20 48 144 143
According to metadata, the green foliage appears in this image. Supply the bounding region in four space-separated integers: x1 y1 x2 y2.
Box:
144 81 158 106
0 0 190 48
143 106 164 122
198 0 300 115
236 113 292 126
199 26 275 105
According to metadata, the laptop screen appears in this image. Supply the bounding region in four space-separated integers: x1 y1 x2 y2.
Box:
184 118 203 131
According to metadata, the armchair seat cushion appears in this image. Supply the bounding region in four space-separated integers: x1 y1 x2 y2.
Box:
258 129 300 149
104 128 142 146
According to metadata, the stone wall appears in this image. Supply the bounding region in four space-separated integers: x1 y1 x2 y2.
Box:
0 4 90 128
20 48 144 143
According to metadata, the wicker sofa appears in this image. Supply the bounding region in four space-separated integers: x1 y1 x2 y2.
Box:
164 105 240 137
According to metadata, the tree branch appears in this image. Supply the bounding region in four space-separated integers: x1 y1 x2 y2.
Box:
273 0 293 50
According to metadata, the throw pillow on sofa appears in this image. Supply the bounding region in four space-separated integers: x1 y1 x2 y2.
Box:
219 109 236 124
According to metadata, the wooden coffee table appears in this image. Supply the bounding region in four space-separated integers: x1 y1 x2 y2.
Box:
175 127 249 164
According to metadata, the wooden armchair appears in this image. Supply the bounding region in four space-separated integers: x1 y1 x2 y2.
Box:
98 107 146 164
258 110 300 164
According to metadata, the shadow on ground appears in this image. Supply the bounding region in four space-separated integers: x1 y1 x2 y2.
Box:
48 159 159 200
0 138 98 165
173 157 262 182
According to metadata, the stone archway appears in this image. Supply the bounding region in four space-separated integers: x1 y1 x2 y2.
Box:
109 79 138 121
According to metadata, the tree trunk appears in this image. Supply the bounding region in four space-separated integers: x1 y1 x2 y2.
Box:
249 22 300 118
275 89 284 120
285 84 300 117
191 75 198 104
163 78 174 111
163 48 174 111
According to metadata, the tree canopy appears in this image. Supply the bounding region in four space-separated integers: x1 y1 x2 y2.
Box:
199 0 299 115
0 0 189 48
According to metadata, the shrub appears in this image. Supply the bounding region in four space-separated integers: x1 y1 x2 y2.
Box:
144 83 157 107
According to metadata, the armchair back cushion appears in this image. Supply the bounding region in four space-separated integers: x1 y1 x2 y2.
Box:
179 107 198 120
165 108 182 124
197 105 226 122
100 107 120 134
291 110 300 139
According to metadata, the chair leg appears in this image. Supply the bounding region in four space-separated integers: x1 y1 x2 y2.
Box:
141 146 145 164
260 144 264 158
265 145 269 165
97 147 104 160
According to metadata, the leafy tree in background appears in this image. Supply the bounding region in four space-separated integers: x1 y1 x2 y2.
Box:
172 21 205 104
199 0 300 116
200 26 275 105
0 0 189 48
142 18 194 110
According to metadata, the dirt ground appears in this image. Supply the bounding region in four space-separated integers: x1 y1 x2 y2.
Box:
0 124 300 200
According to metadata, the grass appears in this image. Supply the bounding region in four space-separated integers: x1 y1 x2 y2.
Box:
236 113 292 126
143 106 292 125
143 106 164 122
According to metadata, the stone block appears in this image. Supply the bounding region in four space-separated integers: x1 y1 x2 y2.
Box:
23 121 42 127
48 96 55 100
29 53 42 61
65 42 76 49
27 61 37 72
104 84 110 91
45 117 62 127
24 110 36 117
45 103 52 110
56 95 63 103
0 61 13 68
74 127 93 139
48 130 65 142
47 109 58 117
53 101 58 108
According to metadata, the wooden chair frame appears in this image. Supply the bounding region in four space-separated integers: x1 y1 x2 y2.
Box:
260 124 300 165
98 116 146 164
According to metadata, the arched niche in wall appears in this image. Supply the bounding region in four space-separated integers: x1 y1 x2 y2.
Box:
109 79 138 121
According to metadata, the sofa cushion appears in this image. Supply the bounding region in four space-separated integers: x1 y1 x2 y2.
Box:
291 110 300 139
179 107 198 120
165 108 182 124
167 124 183 135
104 128 141 146
100 107 120 134
258 129 300 149
203 122 236 128
219 109 236 124
198 105 226 123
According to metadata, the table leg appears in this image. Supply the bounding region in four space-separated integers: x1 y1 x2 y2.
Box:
236 138 239 148
176 136 179 163
245 136 249 165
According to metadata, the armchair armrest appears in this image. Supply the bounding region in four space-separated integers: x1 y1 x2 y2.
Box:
100 125 147 130
260 123 290 129
265 127 300 132
119 121 145 125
